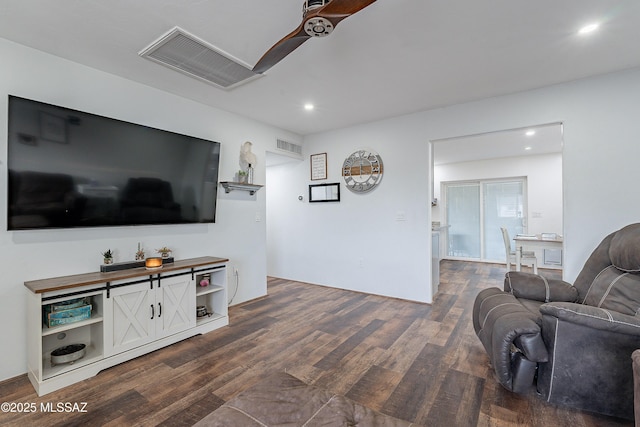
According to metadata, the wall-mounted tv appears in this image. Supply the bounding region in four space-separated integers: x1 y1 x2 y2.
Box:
7 95 221 230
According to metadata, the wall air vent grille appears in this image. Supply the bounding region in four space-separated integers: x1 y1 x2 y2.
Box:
139 27 261 90
276 139 303 158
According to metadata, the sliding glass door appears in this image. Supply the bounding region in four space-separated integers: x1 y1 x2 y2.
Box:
483 180 525 260
444 178 527 261
445 183 480 258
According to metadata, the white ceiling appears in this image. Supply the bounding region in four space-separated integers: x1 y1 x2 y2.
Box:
433 123 563 165
1 1 640 136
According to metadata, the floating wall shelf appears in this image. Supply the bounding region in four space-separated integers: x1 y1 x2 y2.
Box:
220 181 263 195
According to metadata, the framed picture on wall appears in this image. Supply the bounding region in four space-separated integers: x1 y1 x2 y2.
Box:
309 183 340 203
310 152 327 180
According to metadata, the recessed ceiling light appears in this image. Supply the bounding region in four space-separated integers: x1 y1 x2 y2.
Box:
524 146 533 151
525 130 536 136
304 103 314 111
579 23 600 35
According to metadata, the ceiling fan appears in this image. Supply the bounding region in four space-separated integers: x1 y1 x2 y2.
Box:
252 0 377 74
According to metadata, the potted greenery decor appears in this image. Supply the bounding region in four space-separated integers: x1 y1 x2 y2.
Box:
102 249 113 265
156 246 172 258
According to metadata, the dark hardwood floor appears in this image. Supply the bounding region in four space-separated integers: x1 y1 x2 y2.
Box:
0 261 633 426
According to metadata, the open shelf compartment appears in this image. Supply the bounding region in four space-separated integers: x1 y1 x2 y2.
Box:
195 269 227 325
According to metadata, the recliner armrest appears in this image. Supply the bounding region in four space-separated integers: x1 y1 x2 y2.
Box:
504 271 577 303
473 288 548 392
540 302 640 335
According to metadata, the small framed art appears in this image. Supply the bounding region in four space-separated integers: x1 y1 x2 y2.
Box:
310 152 327 180
309 183 340 203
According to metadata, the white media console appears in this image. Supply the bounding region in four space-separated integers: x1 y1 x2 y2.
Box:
25 256 228 395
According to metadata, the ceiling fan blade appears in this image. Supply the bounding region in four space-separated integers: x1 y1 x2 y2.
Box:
252 25 310 74
252 0 377 74
307 0 378 31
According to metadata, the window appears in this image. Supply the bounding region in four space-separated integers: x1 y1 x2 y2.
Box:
444 178 527 261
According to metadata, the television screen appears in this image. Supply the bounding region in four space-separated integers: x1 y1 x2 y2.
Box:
7 96 221 230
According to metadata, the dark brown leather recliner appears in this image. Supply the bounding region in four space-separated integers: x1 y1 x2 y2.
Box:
473 223 640 420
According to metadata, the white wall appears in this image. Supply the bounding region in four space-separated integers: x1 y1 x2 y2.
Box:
267 67 640 305
0 39 300 381
433 153 563 235
267 121 433 303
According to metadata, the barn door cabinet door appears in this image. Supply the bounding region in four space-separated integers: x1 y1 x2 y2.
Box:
104 270 196 357
156 272 196 337
104 280 155 356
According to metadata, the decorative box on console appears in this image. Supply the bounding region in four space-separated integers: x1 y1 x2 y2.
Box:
44 299 92 328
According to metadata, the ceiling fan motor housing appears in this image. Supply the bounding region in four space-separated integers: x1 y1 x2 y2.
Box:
303 0 330 15
303 0 333 37
304 17 334 37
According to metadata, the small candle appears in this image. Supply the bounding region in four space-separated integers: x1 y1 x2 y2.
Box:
145 257 162 269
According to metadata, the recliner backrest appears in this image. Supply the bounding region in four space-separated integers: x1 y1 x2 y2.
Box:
573 223 640 315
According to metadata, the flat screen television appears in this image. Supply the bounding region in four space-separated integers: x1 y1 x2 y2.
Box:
7 95 221 230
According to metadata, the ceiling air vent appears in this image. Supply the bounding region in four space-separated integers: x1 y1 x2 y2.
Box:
276 139 303 159
139 27 261 90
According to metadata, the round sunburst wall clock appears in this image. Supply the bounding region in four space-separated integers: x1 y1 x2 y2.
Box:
342 149 384 193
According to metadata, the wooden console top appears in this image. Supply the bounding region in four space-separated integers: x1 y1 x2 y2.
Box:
24 256 229 294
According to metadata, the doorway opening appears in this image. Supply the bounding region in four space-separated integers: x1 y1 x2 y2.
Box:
430 123 564 274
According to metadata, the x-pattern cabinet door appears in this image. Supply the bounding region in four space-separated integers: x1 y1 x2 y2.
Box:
156 273 196 337
104 281 155 356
